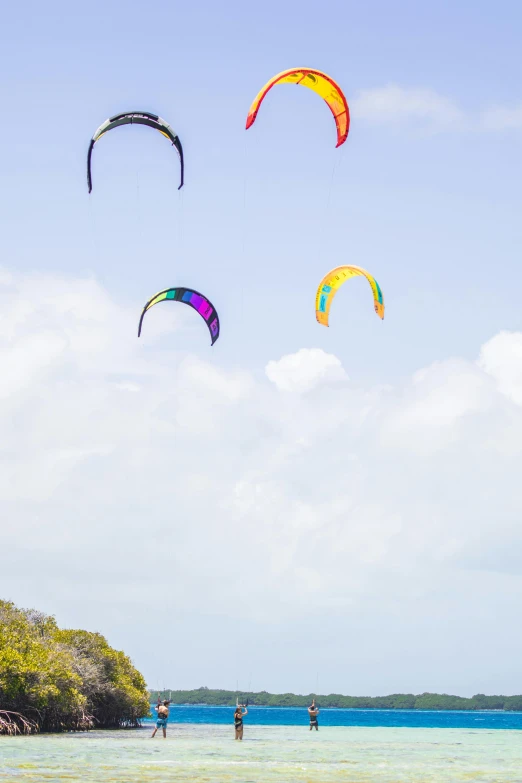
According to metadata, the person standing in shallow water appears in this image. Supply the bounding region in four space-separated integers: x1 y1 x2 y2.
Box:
234 703 248 740
151 700 170 738
308 700 319 731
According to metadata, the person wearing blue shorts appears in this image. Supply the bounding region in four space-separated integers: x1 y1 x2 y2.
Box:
151 700 170 738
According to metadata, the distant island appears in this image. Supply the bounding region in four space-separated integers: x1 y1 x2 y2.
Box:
0 600 150 734
150 687 522 712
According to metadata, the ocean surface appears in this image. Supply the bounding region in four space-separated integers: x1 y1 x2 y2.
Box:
145 704 522 729
2 724 522 782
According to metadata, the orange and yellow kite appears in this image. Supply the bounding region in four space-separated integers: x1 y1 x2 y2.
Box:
246 68 350 147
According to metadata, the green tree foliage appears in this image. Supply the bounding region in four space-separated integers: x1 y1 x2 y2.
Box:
0 601 149 733
149 687 522 712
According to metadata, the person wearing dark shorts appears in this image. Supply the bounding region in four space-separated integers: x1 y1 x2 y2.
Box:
234 704 248 740
308 700 319 731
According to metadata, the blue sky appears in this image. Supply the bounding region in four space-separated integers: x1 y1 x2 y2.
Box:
2 0 521 379
1 0 522 696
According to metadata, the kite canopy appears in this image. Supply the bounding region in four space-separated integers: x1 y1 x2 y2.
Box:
138 287 220 346
315 266 384 326
87 111 184 192
246 68 350 147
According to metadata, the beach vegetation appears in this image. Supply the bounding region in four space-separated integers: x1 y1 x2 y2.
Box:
0 600 149 733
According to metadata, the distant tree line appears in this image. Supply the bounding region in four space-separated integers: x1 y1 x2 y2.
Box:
150 687 522 712
0 600 150 734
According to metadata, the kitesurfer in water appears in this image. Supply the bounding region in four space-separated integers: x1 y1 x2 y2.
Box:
151 700 170 738
308 700 319 731
234 703 248 740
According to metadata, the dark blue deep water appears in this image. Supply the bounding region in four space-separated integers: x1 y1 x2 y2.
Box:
145 704 522 730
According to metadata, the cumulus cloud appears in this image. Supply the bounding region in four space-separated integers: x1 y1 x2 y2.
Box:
381 359 495 455
2 270 522 693
265 348 348 393
478 331 522 405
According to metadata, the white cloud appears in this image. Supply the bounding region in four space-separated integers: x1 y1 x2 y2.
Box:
0 331 67 399
352 85 466 130
265 348 348 392
478 331 522 405
381 359 494 454
352 84 522 134
0 268 13 286
481 103 522 131
2 271 522 694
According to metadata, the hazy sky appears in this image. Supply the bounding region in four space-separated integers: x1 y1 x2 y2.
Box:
1 0 522 697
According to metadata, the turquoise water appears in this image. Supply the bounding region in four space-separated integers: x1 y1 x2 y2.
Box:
2 725 522 782
145 704 522 729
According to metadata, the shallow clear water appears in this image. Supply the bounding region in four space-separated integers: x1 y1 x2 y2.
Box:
144 704 522 729
2 725 522 782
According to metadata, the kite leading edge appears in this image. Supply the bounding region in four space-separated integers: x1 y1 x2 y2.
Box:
87 111 184 193
138 287 220 346
246 68 350 147
315 266 384 326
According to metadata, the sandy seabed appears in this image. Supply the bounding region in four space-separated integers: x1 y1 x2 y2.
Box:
1 724 522 782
